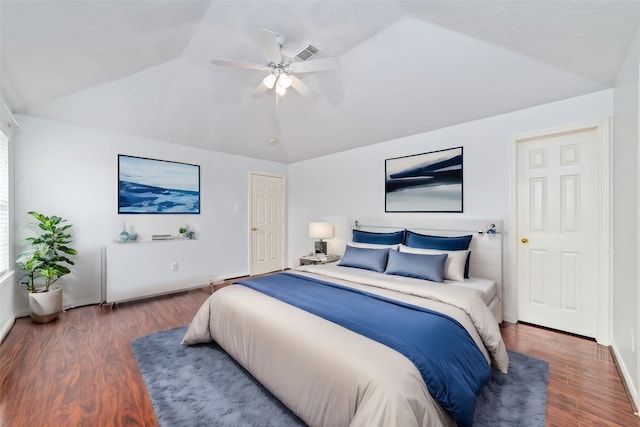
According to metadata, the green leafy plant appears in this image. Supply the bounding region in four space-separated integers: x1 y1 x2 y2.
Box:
16 211 78 293
179 225 195 240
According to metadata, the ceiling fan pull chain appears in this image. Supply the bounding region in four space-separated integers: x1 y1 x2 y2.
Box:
275 92 280 131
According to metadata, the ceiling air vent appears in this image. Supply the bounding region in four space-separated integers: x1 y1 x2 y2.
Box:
294 44 319 61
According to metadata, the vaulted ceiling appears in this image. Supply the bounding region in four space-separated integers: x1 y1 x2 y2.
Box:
1 1 639 163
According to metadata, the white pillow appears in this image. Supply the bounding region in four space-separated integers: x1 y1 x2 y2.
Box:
399 244 468 282
349 242 400 250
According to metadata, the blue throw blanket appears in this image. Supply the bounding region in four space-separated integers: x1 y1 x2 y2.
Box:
236 272 491 427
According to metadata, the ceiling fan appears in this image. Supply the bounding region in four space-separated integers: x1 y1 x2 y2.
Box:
211 29 339 99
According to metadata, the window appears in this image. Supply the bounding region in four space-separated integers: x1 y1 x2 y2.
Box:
0 131 8 276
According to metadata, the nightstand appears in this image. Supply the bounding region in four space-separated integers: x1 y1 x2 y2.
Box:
299 254 341 266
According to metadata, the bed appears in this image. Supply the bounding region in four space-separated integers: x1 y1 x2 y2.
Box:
183 225 508 427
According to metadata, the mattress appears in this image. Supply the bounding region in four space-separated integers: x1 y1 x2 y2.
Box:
447 277 496 306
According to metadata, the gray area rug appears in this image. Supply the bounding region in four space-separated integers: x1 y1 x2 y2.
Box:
131 326 548 427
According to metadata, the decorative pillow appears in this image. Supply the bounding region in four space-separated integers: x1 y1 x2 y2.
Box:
404 230 473 250
399 245 468 282
352 229 405 245
404 230 473 278
384 249 448 283
338 245 390 273
349 241 400 250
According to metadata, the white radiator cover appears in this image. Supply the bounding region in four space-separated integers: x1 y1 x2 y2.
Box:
102 240 213 304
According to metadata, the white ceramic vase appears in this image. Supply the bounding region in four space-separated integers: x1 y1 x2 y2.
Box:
28 285 63 323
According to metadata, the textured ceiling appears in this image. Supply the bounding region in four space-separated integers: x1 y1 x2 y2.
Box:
1 1 639 163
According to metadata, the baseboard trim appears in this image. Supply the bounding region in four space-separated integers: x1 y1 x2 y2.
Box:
611 342 640 413
0 315 15 345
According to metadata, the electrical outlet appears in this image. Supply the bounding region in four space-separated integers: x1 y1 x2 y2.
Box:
631 330 635 353
170 262 179 271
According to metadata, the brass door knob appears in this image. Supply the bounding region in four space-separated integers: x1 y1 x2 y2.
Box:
252 227 257 231
521 237 529 244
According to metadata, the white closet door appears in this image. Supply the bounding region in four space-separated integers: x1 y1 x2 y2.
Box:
516 126 599 338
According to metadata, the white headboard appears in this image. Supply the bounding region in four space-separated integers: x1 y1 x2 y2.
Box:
347 217 503 303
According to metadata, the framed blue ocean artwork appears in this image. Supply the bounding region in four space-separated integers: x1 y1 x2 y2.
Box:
118 155 200 214
385 147 463 213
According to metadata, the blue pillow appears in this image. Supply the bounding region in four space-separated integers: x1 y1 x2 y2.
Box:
352 229 405 245
338 245 390 273
405 230 473 250
405 231 473 278
384 249 448 283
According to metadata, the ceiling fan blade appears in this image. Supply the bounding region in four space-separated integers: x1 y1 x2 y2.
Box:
289 57 339 73
211 59 266 71
289 75 317 99
251 74 277 98
251 82 269 98
257 29 282 64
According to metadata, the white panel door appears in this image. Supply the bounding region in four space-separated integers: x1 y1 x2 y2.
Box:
517 127 599 337
250 173 285 276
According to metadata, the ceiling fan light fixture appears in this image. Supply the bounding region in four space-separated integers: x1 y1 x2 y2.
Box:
275 85 287 96
263 74 276 89
278 74 291 89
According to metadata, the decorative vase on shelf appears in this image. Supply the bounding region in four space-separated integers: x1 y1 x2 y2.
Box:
179 225 196 240
119 223 130 243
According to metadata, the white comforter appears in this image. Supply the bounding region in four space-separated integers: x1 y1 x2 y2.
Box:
183 265 509 427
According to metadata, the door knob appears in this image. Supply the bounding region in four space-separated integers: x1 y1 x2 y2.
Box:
252 227 257 231
521 237 529 244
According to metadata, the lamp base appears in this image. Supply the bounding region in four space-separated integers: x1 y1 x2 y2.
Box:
314 241 327 254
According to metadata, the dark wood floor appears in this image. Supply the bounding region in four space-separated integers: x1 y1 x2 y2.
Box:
1 285 639 426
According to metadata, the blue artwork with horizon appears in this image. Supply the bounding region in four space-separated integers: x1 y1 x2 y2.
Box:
385 147 463 213
118 155 200 214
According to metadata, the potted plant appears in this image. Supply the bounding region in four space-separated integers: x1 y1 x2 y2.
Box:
16 211 78 323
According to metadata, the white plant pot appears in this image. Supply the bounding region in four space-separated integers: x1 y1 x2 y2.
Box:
28 285 63 323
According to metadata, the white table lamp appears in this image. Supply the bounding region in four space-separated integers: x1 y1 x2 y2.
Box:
309 222 334 254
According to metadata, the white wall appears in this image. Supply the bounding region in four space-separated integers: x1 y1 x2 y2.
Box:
287 89 613 323
613 28 640 404
12 115 287 313
7 90 618 332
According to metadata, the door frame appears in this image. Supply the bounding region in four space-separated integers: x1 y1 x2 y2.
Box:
248 171 286 276
508 118 610 345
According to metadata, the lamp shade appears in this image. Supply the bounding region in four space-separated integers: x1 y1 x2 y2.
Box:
278 74 292 89
308 222 334 240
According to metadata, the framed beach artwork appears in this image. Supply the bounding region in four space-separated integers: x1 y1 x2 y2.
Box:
118 155 200 214
385 147 463 213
